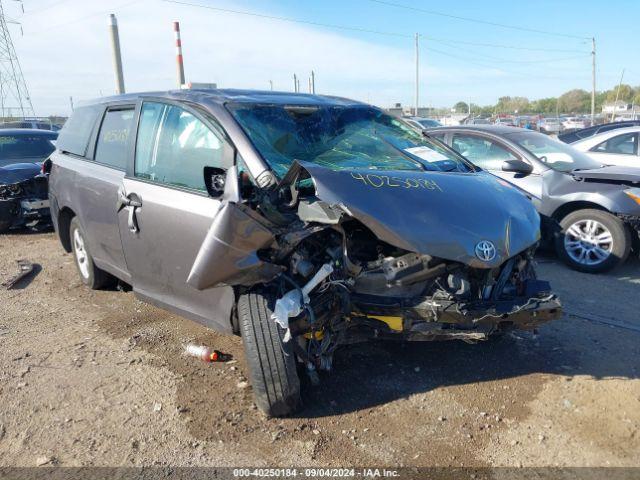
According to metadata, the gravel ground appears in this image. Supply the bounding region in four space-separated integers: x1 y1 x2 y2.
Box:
0 230 639 468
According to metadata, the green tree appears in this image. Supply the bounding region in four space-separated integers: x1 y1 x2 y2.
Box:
605 84 635 103
453 101 469 113
558 89 590 113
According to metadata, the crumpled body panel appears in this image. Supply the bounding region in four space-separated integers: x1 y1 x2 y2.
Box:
186 202 282 289
294 161 540 268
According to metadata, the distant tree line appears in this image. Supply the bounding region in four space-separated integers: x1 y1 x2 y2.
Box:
451 84 640 116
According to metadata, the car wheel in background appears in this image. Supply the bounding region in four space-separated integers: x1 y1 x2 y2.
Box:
555 209 631 273
238 290 301 417
69 217 115 289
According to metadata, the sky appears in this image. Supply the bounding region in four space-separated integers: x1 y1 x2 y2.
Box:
5 0 640 116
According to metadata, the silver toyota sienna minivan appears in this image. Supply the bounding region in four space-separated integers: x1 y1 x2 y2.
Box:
48 89 562 416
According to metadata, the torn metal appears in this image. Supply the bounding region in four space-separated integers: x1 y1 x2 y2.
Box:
2 260 34 289
186 158 562 373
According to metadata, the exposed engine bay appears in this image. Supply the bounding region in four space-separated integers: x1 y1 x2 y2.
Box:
187 161 563 377
0 172 50 232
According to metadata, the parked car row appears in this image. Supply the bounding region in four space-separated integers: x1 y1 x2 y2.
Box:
426 125 640 273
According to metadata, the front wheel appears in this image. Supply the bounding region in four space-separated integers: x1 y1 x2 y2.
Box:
238 291 301 417
555 209 631 273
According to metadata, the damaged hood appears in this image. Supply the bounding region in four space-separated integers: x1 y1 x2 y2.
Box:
0 162 41 184
571 165 640 185
294 162 540 268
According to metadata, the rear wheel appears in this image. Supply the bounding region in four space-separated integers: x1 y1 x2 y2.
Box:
69 217 115 289
238 290 301 417
555 209 630 273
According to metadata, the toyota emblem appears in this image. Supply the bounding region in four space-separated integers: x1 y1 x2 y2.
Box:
475 240 496 262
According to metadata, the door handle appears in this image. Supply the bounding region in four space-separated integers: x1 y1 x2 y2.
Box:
117 188 142 233
128 205 139 233
117 189 142 210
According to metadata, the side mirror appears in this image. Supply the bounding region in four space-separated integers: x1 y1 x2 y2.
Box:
502 159 533 175
204 166 227 197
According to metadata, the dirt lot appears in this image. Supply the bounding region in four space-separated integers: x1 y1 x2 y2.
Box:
1 230 639 468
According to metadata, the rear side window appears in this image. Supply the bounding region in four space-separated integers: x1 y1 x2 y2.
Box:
94 108 135 170
57 106 101 156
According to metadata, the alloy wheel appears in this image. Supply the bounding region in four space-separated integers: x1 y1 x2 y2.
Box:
563 219 613 266
73 228 90 279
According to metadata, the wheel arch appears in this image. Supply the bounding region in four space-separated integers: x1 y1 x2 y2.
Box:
58 207 76 253
551 201 609 222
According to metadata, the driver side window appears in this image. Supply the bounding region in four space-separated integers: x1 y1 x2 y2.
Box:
451 134 518 170
135 102 231 191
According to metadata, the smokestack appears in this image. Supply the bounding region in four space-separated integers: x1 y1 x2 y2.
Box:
174 21 185 87
108 14 125 94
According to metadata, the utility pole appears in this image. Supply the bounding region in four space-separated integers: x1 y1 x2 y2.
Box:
69 96 74 111
308 76 312 93
414 33 419 116
0 0 34 118
293 73 297 92
611 69 625 122
269 80 273 91
591 37 596 124
108 14 125 94
173 21 185 88
310 70 316 94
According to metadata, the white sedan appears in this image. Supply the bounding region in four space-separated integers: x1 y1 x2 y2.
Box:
571 126 640 167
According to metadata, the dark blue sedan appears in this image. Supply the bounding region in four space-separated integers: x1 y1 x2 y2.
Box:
0 129 57 232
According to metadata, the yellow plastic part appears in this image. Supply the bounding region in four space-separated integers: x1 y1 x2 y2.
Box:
366 315 403 332
303 330 324 340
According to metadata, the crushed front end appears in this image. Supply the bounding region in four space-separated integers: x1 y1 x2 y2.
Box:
0 166 50 232
188 161 562 377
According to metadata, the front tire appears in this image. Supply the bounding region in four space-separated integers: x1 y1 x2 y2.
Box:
555 209 630 273
69 217 115 289
238 291 301 417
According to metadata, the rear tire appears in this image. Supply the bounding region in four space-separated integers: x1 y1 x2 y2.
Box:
238 290 301 417
69 217 115 289
555 209 630 273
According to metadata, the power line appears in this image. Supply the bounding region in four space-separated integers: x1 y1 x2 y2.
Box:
423 38 587 54
24 0 143 36
164 0 409 37
164 0 590 56
428 38 590 65
424 44 588 81
163 0 593 84
365 0 591 40
20 0 76 17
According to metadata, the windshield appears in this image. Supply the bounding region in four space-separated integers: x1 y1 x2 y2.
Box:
0 134 56 165
227 103 473 177
505 131 603 172
418 119 441 127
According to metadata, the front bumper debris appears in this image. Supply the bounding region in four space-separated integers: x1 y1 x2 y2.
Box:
348 293 562 342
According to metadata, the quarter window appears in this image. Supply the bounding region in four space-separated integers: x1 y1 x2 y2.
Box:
94 108 135 169
451 134 518 170
591 132 638 155
56 105 102 157
135 102 229 191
